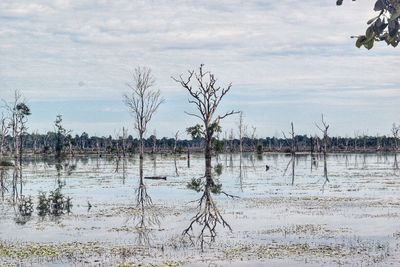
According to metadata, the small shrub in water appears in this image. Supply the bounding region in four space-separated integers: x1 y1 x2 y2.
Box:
48 189 65 216
18 195 34 216
187 178 202 192
37 189 72 216
37 192 50 216
214 164 223 176
210 183 222 194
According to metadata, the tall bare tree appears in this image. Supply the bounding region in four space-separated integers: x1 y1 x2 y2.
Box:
282 122 296 185
392 123 399 151
316 114 330 185
2 90 31 165
237 111 247 154
173 131 180 176
391 123 399 169
173 64 239 249
122 126 128 157
124 67 164 159
173 64 238 184
250 126 258 152
0 112 9 156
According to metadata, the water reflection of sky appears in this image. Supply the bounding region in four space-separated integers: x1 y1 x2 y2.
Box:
1 152 399 245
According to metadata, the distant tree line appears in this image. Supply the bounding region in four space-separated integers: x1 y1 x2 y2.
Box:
0 131 399 156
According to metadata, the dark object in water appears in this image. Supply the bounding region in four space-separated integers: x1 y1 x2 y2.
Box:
0 161 14 167
265 165 270 171
144 176 167 180
87 201 92 211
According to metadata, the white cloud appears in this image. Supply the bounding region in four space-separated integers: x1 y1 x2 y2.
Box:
0 0 398 136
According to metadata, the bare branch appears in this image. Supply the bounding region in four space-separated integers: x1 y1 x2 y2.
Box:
184 111 204 121
217 110 240 121
124 67 164 158
172 64 239 137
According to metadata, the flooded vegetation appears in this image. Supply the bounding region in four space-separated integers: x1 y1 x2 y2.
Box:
0 152 399 266
2 0 400 265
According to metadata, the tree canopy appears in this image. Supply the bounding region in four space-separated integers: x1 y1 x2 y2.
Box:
337 0 400 49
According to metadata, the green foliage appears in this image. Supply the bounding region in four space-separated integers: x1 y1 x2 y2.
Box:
37 189 72 216
187 178 202 192
186 124 204 139
18 196 34 216
213 139 224 153
175 146 184 154
186 122 222 140
214 163 223 176
257 144 263 154
186 177 223 195
42 146 50 154
337 0 400 49
54 115 67 157
210 182 223 194
37 192 49 216
16 103 31 116
209 121 222 135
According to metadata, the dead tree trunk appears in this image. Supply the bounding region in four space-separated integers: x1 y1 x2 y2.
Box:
283 122 296 185
124 67 164 160
316 114 330 183
173 64 239 248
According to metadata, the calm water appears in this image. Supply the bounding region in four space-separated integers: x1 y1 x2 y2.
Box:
0 153 399 266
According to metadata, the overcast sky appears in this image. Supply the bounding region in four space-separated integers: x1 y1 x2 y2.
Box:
0 0 398 138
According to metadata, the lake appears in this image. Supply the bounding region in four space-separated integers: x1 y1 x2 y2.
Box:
0 153 399 266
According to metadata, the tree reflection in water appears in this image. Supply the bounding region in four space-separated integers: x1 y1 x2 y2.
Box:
129 158 161 247
184 164 236 250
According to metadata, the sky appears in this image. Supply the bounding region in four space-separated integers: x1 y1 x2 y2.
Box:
0 0 399 139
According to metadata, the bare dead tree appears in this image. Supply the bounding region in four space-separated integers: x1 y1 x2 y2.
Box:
250 126 257 152
376 133 381 152
310 135 318 172
361 130 368 151
124 67 164 159
354 130 360 151
122 127 128 157
172 131 180 176
315 114 330 184
151 130 157 154
316 115 329 154
0 167 8 200
282 122 296 185
0 112 9 156
237 112 247 186
2 90 31 166
173 131 179 153
172 64 239 184
344 134 350 151
282 122 296 154
238 111 247 154
392 123 399 151
173 64 238 249
113 129 121 172
391 123 399 169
